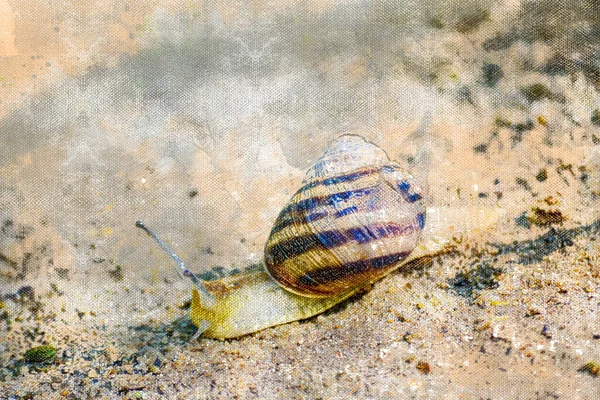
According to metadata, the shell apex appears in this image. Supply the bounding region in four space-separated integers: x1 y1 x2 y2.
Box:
304 135 390 182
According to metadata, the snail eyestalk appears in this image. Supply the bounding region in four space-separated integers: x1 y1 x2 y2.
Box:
135 221 217 309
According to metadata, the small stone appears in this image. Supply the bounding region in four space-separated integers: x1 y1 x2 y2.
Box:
24 345 57 363
402 332 419 343
87 369 98 378
541 325 553 339
390 307 409 322
416 361 431 374
104 347 119 363
492 324 515 342
578 361 600 377
536 169 548 182
526 306 542 317
475 320 491 332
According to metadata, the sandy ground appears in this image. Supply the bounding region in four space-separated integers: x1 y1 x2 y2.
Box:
1 1 600 398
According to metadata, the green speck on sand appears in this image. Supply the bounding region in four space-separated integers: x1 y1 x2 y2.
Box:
24 345 56 363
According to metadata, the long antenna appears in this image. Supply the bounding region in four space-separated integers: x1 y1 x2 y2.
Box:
135 221 216 308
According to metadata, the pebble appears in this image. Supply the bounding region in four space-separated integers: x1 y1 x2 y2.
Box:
541 325 553 339
492 324 515 342
105 347 119 363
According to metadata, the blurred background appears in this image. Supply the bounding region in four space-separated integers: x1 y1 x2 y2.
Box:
0 0 599 331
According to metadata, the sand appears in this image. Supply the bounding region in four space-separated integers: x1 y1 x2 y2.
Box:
1 1 600 399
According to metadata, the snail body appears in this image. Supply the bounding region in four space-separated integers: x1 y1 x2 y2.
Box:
188 266 359 339
137 135 504 339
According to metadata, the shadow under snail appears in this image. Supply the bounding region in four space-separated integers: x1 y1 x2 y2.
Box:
136 135 503 339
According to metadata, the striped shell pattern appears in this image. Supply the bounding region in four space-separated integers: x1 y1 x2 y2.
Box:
264 135 426 298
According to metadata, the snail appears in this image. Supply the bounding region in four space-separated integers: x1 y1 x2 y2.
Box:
136 135 503 339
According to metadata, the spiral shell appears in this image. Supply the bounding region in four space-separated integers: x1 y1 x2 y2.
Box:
264 135 426 298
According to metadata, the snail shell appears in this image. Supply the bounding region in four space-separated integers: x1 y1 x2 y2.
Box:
265 135 426 297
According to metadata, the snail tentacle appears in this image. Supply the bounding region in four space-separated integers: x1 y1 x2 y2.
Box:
190 317 211 341
135 221 217 309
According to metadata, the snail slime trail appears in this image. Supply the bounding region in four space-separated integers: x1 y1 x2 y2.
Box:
136 135 501 339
